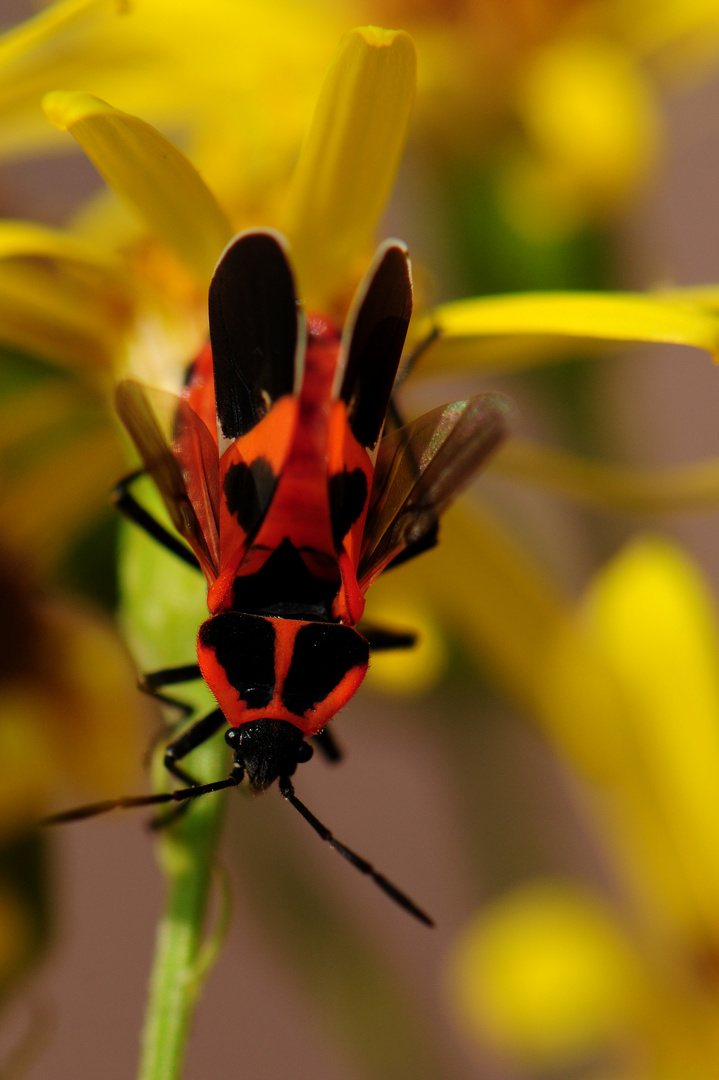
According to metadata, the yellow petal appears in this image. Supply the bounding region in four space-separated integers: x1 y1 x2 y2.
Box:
0 256 130 370
44 597 147 797
43 91 233 283
0 381 93 454
537 537 719 944
382 501 569 715
0 424 124 571
0 0 113 68
0 689 55 830
414 331 591 375
0 218 134 369
663 283 719 310
447 882 647 1067
584 538 719 935
0 218 121 268
494 439 719 513
0 0 123 159
427 292 719 363
517 38 658 211
0 0 340 194
626 0 719 78
0 551 143 821
282 26 416 310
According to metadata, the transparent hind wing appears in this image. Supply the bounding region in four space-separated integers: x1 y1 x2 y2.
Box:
116 379 220 578
358 392 509 590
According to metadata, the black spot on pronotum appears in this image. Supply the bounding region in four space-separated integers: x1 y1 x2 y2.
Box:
200 612 275 709
223 457 277 535
329 468 368 550
282 623 369 716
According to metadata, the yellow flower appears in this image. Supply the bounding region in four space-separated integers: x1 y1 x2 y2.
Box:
0 544 145 828
0 0 344 202
356 0 719 234
448 880 648 1070
448 537 719 1077
4 0 715 249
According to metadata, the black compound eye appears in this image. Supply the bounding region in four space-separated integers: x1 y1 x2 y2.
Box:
225 728 240 747
296 742 314 764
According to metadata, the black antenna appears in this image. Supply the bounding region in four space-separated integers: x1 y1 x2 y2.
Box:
41 772 434 927
40 769 244 825
278 776 434 927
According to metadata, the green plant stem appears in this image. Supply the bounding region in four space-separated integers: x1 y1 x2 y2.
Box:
136 733 228 1080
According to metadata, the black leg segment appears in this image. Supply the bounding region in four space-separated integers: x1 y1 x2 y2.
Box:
162 708 226 786
359 624 418 652
141 665 203 690
139 664 204 719
311 728 343 763
111 471 201 571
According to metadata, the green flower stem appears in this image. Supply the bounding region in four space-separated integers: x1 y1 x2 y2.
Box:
119 488 230 1080
136 732 228 1080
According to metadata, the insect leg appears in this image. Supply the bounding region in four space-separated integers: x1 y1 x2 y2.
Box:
311 728 343 763
150 707 229 830
278 776 434 927
392 325 440 398
162 707 226 787
140 664 203 718
111 470 201 571
359 625 417 652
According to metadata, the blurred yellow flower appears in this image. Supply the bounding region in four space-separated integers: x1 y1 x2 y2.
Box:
7 0 719 248
0 546 144 828
357 0 719 234
448 880 647 1068
448 537 719 1076
0 0 343 204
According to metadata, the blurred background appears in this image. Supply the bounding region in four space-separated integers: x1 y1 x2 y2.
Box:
3 1 719 1078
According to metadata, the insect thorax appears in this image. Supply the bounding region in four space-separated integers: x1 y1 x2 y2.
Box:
197 609 369 738
229 536 340 621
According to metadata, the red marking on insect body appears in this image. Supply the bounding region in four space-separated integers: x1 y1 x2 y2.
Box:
210 396 299 610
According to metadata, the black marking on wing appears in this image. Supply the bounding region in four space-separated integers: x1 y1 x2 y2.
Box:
209 231 301 439
231 537 340 620
199 612 275 709
339 242 412 450
282 623 369 717
329 468 368 550
223 457 277 536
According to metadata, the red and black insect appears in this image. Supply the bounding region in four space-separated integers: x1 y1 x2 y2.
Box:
46 230 508 924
